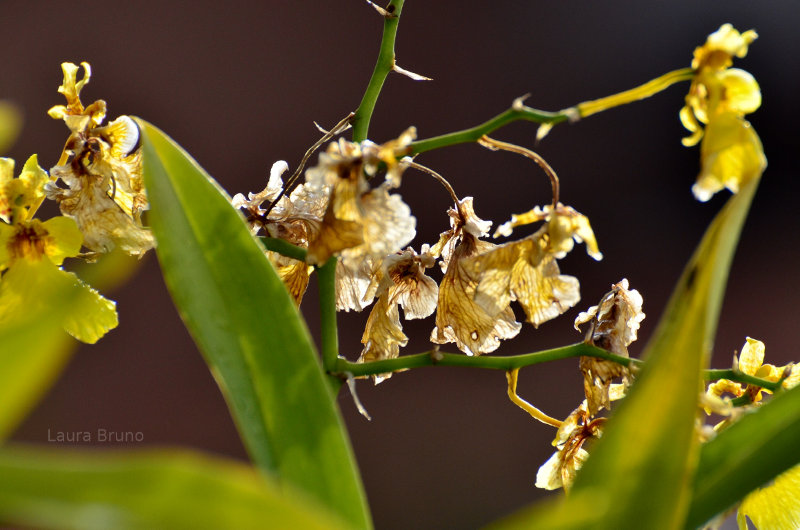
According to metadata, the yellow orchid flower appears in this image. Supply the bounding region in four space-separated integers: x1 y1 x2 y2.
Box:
680 24 766 201
706 338 798 405
0 156 117 343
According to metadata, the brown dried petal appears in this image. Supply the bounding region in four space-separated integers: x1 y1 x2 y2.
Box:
575 279 644 416
335 257 376 312
306 207 364 266
47 165 153 256
266 251 312 306
471 234 580 328
431 235 521 355
358 292 408 384
383 248 438 320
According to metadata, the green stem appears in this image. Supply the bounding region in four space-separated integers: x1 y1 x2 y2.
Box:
409 106 569 155
335 342 634 375
317 257 340 377
408 67 695 156
352 0 406 142
334 343 783 393
259 237 307 261
705 369 782 392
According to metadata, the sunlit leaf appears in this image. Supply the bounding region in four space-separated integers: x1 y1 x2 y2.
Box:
686 383 800 528
0 446 348 530
0 293 72 441
0 248 142 441
137 119 371 529
490 177 759 529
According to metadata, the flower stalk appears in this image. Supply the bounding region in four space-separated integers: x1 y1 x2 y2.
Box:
408 68 696 155
334 343 783 394
352 0 406 142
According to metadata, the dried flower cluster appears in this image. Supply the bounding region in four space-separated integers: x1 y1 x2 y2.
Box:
1 62 155 344
234 133 603 378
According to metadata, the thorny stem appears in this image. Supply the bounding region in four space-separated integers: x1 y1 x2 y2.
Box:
408 68 695 155
479 135 560 209
333 343 784 394
352 0 405 142
315 0 404 377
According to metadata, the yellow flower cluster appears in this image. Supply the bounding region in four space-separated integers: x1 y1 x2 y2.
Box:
0 156 116 343
681 24 766 201
1 61 158 345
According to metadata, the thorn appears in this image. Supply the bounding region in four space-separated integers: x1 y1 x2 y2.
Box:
346 372 372 421
512 93 531 111
536 122 554 142
393 60 432 81
365 0 397 18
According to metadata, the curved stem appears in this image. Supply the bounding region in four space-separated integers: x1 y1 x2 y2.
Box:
577 67 695 117
334 343 783 393
405 160 461 204
508 368 563 428
352 0 406 142
478 135 560 209
408 68 695 155
409 104 568 155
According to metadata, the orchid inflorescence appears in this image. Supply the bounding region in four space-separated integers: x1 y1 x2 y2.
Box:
1 20 793 528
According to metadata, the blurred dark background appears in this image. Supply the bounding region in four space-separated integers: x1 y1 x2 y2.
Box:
2 1 798 528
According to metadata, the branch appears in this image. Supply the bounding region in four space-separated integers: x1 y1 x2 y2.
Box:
408 67 695 155
334 343 784 394
352 0 406 142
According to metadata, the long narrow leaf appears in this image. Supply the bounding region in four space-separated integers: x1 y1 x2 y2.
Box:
137 119 371 529
686 383 800 528
0 301 72 441
491 177 760 529
0 446 347 530
0 248 144 441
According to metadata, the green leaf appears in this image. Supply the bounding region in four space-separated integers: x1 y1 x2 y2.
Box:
490 177 760 529
137 119 371 529
0 244 140 441
686 383 800 528
0 446 349 530
0 295 73 441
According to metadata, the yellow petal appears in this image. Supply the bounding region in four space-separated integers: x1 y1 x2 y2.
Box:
0 258 117 343
719 69 761 115
536 450 566 490
266 251 311 306
41 216 83 266
335 258 375 312
739 465 800 530
693 113 766 202
548 204 603 261
739 337 766 376
692 24 757 71
680 105 705 147
471 235 580 328
359 292 408 383
431 236 521 355
0 222 14 269
59 269 118 344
